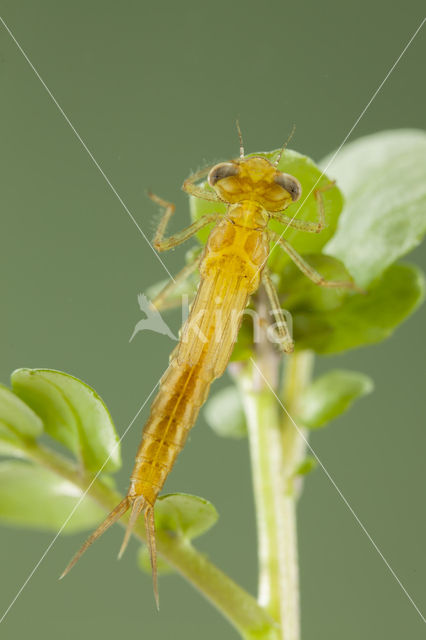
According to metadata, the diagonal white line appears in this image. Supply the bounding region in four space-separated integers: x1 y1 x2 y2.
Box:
250 357 426 625
253 16 426 281
0 16 175 283
0 377 161 625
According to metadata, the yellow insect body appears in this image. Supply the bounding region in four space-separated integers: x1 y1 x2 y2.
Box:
133 210 268 497
62 148 354 604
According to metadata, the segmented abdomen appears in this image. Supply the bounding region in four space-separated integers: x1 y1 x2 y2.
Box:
128 272 249 504
128 215 269 505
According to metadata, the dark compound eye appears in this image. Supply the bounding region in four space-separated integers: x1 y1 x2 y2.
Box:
274 173 302 201
208 162 239 187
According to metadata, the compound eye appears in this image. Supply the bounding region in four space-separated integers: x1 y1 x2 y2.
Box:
208 162 239 187
274 173 302 202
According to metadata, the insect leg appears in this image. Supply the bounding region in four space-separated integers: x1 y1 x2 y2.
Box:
182 164 222 202
149 191 219 252
269 230 359 290
150 258 200 311
262 268 294 353
269 180 335 233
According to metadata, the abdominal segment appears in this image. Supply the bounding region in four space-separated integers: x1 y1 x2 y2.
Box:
129 214 268 505
129 270 251 503
128 357 212 504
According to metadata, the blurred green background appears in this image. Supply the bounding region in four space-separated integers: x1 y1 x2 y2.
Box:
1 1 425 638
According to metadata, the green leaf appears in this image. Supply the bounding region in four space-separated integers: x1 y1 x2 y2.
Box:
0 460 106 533
298 370 374 428
0 384 43 442
229 254 355 363
190 149 344 269
323 129 426 287
154 493 218 540
204 386 247 438
138 545 175 576
293 262 425 354
294 457 318 476
138 492 218 576
11 369 121 473
279 253 355 312
230 258 424 359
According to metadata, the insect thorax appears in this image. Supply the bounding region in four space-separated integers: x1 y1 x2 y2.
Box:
201 203 269 290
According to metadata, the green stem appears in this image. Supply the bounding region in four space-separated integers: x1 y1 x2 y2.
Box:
280 352 314 474
233 346 314 640
236 368 283 622
12 438 279 640
279 351 314 639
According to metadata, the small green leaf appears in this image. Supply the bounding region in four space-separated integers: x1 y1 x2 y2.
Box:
190 149 344 266
11 371 77 454
0 460 106 532
154 493 218 540
0 384 43 441
204 386 247 438
279 253 355 312
139 493 218 576
11 369 121 472
324 130 426 287
293 263 425 354
298 370 374 428
295 457 318 476
138 545 175 576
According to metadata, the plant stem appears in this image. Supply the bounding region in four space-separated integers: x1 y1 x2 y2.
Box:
233 308 314 640
236 365 283 622
279 351 314 640
280 352 314 476
12 438 279 640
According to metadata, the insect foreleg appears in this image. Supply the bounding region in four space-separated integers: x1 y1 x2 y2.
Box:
149 191 219 251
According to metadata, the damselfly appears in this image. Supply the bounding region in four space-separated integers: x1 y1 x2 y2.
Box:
61 127 355 605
